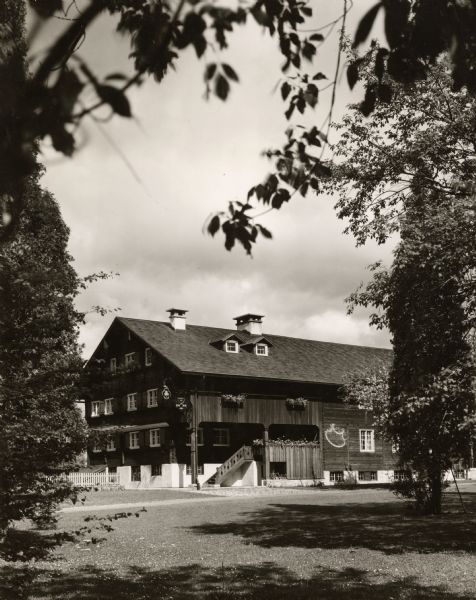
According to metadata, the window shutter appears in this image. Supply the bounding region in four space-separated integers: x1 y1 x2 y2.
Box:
99 401 105 415
115 432 122 450
125 432 131 449
139 430 146 448
144 430 151 448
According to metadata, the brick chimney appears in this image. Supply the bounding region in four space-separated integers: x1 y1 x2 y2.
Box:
167 308 188 331
233 313 264 335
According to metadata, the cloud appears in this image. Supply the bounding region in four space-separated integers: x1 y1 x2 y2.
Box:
37 1 392 357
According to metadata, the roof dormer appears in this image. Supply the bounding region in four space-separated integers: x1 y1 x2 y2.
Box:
209 333 242 353
240 335 273 356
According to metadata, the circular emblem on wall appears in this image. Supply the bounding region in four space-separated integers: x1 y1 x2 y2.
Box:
325 423 347 448
162 385 171 400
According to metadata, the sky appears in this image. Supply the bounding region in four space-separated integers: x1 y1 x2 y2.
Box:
35 0 393 357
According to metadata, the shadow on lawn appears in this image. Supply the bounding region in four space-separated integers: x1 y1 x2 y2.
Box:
188 492 476 555
1 562 474 600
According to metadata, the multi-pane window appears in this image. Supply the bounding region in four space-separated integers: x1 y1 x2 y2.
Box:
212 428 230 446
145 348 152 366
106 436 116 452
125 352 135 367
151 464 162 476
127 393 137 411
92 442 101 453
104 398 113 415
186 428 204 446
147 388 158 408
255 344 268 356
129 431 140 449
330 471 344 482
225 340 238 353
110 357 117 373
186 465 204 475
358 471 377 481
359 429 375 452
149 429 161 447
393 470 409 481
91 401 102 417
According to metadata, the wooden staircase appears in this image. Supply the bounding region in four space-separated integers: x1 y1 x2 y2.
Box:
203 445 254 487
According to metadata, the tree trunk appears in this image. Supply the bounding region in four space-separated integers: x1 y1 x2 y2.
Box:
429 469 442 515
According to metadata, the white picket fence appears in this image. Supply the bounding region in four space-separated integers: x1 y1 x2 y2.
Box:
66 471 119 487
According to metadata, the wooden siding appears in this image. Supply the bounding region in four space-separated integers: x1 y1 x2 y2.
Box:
268 444 322 479
195 393 322 428
322 402 397 471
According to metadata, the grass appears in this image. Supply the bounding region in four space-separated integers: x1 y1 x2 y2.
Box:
62 487 212 507
1 484 476 600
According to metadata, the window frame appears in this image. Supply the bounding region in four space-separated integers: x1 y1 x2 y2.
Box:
91 401 102 418
145 347 152 366
149 428 162 447
329 470 344 483
212 427 230 447
186 464 204 475
110 357 117 373
359 429 375 453
104 398 113 415
147 388 158 408
92 442 102 453
106 436 116 452
225 340 239 353
125 352 136 367
255 343 268 356
358 470 377 482
151 464 162 477
127 393 138 412
186 428 204 446
129 431 140 449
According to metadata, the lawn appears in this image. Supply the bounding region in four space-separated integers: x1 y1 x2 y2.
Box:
1 485 476 600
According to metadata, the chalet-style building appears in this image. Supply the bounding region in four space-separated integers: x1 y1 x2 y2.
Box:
84 309 398 488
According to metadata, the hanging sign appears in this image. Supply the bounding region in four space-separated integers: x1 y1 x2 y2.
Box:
162 385 171 400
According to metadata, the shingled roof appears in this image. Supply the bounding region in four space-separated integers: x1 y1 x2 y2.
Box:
116 317 392 386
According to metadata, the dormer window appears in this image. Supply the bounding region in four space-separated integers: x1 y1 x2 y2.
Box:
255 343 268 356
226 340 239 353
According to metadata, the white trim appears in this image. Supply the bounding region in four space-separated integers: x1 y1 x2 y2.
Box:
225 340 239 353
91 401 102 417
125 352 135 366
359 429 375 453
104 398 113 415
255 343 268 356
129 431 140 449
147 388 158 408
149 428 161 447
127 393 137 412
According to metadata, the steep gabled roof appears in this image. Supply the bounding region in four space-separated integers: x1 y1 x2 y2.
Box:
115 317 391 385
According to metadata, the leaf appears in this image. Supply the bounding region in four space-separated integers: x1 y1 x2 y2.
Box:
359 84 377 116
96 85 132 117
352 2 382 48
222 64 239 82
271 188 291 209
193 36 207 58
29 0 63 17
347 59 363 89
208 215 220 236
258 225 273 239
215 74 230 100
205 63 217 81
104 73 128 82
50 125 75 156
281 81 292 101
284 102 295 120
302 41 316 62
313 72 327 80
309 33 324 42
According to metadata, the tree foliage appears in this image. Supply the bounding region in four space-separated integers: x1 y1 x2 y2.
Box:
336 58 476 514
0 178 87 537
